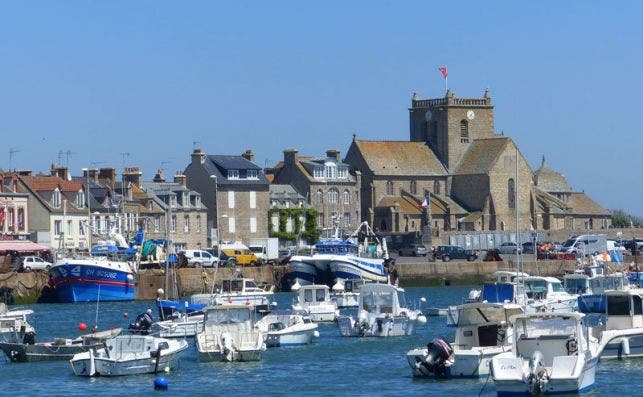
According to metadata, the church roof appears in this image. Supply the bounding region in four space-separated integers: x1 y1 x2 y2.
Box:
453 137 511 175
534 187 568 214
567 192 610 216
534 157 572 193
352 140 447 176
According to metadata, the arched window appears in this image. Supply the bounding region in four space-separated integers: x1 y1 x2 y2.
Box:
343 190 350 205
386 181 394 195
460 120 469 143
410 180 417 195
328 188 339 204
508 178 515 209
317 189 323 205
433 180 440 195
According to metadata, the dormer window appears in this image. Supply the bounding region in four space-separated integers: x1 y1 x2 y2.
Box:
228 170 239 180
247 169 258 179
324 162 336 179
314 167 323 179
337 167 348 179
76 189 85 208
183 192 188 207
195 196 201 208
53 188 61 208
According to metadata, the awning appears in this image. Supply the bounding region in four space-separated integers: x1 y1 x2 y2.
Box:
0 240 51 254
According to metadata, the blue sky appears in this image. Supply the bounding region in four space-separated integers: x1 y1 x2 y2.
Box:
1 1 642 216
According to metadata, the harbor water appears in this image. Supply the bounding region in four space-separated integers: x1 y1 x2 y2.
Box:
1 285 641 396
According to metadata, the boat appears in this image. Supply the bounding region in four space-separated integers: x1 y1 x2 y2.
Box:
336 283 426 337
564 265 631 313
0 328 121 362
406 302 522 378
595 289 643 359
196 305 264 362
330 278 373 308
522 276 578 313
292 284 338 322
0 303 35 344
70 334 188 376
149 312 204 339
466 271 530 304
191 275 274 313
490 312 600 395
255 310 319 347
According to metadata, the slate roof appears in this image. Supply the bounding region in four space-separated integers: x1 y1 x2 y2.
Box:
375 192 467 216
567 192 609 216
202 155 269 186
269 184 310 209
353 140 447 176
534 158 572 193
534 188 568 214
453 137 511 175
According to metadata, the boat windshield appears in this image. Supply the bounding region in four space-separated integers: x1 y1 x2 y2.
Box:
396 290 407 309
315 288 327 302
222 279 243 293
565 278 588 294
517 316 577 339
205 308 251 325
551 282 565 293
524 280 548 299
362 290 394 314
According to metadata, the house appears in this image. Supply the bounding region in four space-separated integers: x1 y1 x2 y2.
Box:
268 184 318 244
184 149 270 246
0 171 30 240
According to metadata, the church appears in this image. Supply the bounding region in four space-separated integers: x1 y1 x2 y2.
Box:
344 89 611 235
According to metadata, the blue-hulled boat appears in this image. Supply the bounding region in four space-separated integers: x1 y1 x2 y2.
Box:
564 265 631 313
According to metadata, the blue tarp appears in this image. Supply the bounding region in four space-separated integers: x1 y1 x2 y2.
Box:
482 282 515 303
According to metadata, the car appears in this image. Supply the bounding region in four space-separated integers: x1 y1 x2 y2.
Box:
434 245 477 262
398 243 428 257
498 241 521 255
21 256 53 271
179 249 219 267
521 242 536 254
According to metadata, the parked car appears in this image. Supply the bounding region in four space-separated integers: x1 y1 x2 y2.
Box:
521 242 536 254
398 243 428 257
179 250 219 267
622 239 643 254
21 256 53 271
498 241 521 255
434 245 477 262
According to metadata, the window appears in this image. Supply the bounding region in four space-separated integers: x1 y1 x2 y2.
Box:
250 217 257 233
508 178 516 209
228 217 236 233
314 167 323 178
67 220 73 236
53 188 61 208
324 163 336 179
247 169 258 179
249 191 256 209
171 215 176 232
154 216 160 232
433 180 440 195
195 196 201 208
54 220 62 236
17 208 25 231
286 216 293 232
196 215 201 232
343 212 351 227
343 190 350 205
228 170 239 180
460 120 469 143
317 213 324 227
337 167 348 179
386 181 394 195
317 189 323 205
271 214 279 231
79 220 85 236
76 189 85 208
184 215 190 233
328 188 338 204
228 191 235 209
410 180 417 195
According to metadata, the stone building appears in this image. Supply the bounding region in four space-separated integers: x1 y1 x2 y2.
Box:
184 149 270 246
272 149 361 233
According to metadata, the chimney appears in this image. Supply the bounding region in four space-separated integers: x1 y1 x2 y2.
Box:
122 167 142 187
52 165 69 181
83 168 99 182
174 172 187 186
17 170 32 177
283 149 298 166
326 149 341 162
241 149 255 162
98 167 116 183
191 148 206 165
153 169 166 183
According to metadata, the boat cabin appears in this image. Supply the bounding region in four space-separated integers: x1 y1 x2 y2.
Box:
344 279 371 293
448 303 522 349
358 283 407 316
203 305 255 327
605 290 643 331
315 240 359 255
493 271 529 283
219 278 265 294
523 276 568 300
297 285 332 305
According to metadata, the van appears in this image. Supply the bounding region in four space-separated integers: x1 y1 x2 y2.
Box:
561 234 607 255
179 250 219 267
220 248 260 266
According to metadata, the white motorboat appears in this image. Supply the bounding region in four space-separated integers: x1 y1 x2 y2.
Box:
491 312 600 395
337 283 426 337
70 335 188 376
331 279 373 308
191 276 274 313
292 284 338 322
0 303 35 344
595 289 643 359
522 276 578 313
255 310 319 347
150 312 204 338
196 305 264 362
406 302 522 378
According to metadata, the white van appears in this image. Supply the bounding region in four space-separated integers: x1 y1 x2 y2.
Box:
180 250 219 267
561 234 607 255
607 239 626 252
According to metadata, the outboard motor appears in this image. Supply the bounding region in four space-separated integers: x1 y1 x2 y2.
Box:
418 337 453 378
527 350 548 394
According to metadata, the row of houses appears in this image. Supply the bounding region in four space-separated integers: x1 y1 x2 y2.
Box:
0 88 611 252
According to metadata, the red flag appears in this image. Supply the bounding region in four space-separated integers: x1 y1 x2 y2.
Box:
438 66 448 79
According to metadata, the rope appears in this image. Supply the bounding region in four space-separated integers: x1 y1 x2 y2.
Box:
479 365 492 396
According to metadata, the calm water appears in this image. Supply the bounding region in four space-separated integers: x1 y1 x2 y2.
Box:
1 286 640 396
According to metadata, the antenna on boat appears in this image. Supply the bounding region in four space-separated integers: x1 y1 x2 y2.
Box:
94 284 101 333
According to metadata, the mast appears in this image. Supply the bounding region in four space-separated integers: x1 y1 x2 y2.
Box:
516 146 526 306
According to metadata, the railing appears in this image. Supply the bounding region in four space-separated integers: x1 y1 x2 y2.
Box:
413 97 491 108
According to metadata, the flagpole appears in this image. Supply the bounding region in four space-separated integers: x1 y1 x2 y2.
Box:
445 76 448 93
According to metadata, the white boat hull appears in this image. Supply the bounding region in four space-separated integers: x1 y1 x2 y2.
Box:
600 331 643 360
407 347 501 378
337 315 415 337
266 327 316 347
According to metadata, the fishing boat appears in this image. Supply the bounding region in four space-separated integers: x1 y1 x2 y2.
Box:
490 312 600 395
336 283 426 337
70 334 188 376
292 284 338 322
196 305 264 362
255 310 319 347
0 328 121 362
331 278 373 308
406 302 522 378
595 289 643 359
564 266 631 313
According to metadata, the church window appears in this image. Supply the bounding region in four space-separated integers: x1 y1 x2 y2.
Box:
386 181 394 196
508 178 515 209
410 180 417 195
460 120 469 143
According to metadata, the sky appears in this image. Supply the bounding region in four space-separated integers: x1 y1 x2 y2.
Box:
1 1 642 216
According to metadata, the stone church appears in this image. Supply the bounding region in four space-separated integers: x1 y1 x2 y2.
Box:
344 89 611 235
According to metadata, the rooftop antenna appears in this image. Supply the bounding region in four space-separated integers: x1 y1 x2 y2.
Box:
192 141 201 150
65 150 77 167
120 152 131 167
9 148 20 171
57 150 64 166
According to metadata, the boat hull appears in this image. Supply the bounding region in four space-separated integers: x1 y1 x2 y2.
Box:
0 342 91 362
197 349 262 362
49 261 135 303
328 258 387 284
601 334 643 360
287 259 319 288
266 326 316 347
406 347 500 378
337 315 415 337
